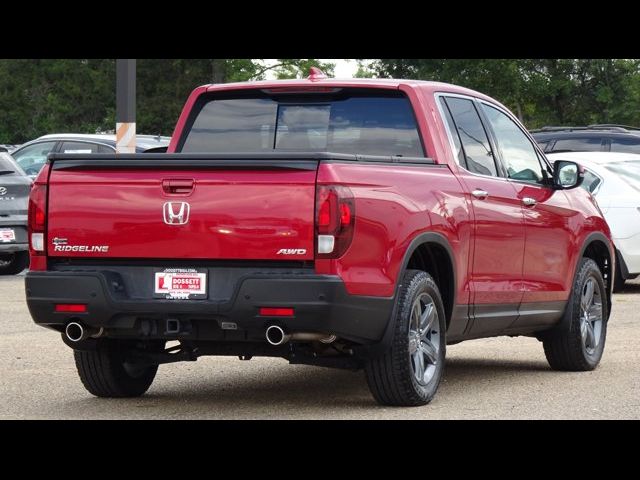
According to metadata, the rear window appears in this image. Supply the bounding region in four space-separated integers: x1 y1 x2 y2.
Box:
180 90 424 157
0 153 24 175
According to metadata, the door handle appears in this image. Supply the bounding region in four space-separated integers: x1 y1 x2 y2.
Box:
522 197 537 207
162 179 194 195
471 189 489 199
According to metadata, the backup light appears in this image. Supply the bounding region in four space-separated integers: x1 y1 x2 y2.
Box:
31 233 44 252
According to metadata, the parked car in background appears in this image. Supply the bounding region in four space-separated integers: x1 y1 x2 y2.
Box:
11 134 170 177
0 153 31 275
0 144 20 153
548 151 640 291
531 125 640 154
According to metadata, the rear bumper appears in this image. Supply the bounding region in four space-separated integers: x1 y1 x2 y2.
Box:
25 268 394 344
0 215 27 227
0 243 28 253
0 221 27 253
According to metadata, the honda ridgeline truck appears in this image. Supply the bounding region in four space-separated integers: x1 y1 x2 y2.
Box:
25 70 614 406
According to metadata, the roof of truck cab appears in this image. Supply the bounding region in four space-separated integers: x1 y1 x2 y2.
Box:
203 77 497 102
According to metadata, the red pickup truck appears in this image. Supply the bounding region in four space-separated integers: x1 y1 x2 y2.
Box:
26 72 614 406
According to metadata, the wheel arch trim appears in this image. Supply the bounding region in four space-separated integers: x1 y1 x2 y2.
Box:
355 231 457 358
554 232 614 333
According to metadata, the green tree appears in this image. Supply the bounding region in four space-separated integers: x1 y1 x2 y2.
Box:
0 59 114 143
5 59 638 143
135 59 335 135
354 60 375 78
365 59 640 129
0 59 336 142
269 59 335 79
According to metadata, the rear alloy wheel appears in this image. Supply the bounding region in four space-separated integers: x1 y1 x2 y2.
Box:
543 258 608 371
365 270 446 406
408 293 442 386
579 277 604 356
0 251 29 275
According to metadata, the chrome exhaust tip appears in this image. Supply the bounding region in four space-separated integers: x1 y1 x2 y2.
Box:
65 322 86 342
266 325 289 346
65 322 102 342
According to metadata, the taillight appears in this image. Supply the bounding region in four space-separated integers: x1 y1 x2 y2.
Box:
28 183 47 259
29 184 46 231
315 185 355 258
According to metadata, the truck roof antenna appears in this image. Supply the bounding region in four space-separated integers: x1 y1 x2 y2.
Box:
308 67 327 81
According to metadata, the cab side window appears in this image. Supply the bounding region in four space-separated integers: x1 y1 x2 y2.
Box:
481 103 545 184
439 98 466 167
443 97 498 177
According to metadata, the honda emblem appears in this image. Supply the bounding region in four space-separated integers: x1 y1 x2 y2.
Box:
163 202 190 225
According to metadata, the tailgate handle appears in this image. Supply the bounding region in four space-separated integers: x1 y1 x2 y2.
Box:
162 179 194 195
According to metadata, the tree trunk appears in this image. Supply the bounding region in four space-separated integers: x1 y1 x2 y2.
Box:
515 102 523 122
211 59 227 84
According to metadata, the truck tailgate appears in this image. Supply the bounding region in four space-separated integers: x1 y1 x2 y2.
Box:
46 155 318 261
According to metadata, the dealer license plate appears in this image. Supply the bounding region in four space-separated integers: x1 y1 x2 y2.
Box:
153 268 208 300
0 229 15 243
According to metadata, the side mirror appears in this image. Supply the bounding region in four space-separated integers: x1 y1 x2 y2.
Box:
553 160 584 189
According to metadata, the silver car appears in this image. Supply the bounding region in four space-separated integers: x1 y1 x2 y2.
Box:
0 153 31 275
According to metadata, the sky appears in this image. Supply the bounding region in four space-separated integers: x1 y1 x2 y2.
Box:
324 59 358 78
263 59 360 79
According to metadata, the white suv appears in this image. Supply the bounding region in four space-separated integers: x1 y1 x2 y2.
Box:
548 152 640 291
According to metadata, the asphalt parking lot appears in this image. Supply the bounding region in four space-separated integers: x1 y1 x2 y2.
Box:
1 273 638 419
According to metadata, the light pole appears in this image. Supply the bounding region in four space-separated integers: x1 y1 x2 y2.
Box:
116 59 136 153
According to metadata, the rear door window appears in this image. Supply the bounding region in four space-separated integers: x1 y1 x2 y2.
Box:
609 137 640 153
552 137 604 152
443 97 498 176
439 98 466 167
60 141 102 154
180 91 424 157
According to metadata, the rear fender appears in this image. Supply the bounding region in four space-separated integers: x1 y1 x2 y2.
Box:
354 232 456 358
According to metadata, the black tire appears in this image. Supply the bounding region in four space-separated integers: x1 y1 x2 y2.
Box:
74 340 159 397
365 269 446 406
0 251 29 275
543 258 608 371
